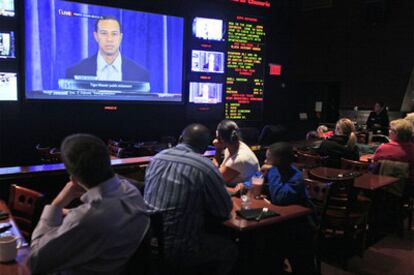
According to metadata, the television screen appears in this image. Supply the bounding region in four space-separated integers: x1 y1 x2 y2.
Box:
192 17 224 41
189 82 222 104
191 50 224 73
0 72 17 101
0 0 14 17
25 0 184 102
0 31 15 58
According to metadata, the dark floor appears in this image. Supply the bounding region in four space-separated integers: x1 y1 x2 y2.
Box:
322 225 414 275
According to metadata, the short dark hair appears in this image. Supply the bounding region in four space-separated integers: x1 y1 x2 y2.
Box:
61 134 114 188
269 142 295 165
95 15 122 33
217 120 240 144
180 124 211 153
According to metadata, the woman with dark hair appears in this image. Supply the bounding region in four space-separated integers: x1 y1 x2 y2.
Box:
366 101 389 134
213 120 260 185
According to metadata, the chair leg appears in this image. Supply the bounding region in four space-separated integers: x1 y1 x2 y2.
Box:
408 199 413 230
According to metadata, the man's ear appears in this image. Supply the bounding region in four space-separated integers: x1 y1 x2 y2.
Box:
93 32 99 43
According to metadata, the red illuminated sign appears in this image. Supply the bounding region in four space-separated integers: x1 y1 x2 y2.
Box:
269 64 282 76
230 0 271 8
104 106 118 111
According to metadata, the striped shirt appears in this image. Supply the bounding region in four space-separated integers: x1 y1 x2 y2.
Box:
144 143 232 258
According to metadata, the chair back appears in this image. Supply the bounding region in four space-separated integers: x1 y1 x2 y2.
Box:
296 150 326 169
340 158 369 172
304 178 331 219
378 160 409 197
8 185 44 240
308 170 358 228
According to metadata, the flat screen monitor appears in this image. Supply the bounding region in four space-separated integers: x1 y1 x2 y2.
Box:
189 82 222 104
191 50 224 73
25 0 184 102
0 0 14 17
192 17 224 41
0 72 18 101
0 31 15 59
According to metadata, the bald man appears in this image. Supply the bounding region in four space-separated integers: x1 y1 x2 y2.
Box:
144 124 236 274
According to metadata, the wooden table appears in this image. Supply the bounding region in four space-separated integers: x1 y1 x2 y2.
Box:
0 200 30 275
224 197 312 231
308 167 399 190
360 154 374 163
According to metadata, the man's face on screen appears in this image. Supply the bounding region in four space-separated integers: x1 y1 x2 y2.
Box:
94 19 123 57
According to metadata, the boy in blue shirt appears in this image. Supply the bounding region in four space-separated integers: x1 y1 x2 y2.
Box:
261 142 317 274
262 142 310 206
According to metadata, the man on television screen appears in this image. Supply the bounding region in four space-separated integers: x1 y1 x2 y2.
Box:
66 16 150 84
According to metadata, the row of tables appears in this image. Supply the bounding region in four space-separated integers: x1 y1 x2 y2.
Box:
0 143 398 274
0 195 311 274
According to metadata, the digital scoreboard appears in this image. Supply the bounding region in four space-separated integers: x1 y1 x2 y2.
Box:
225 15 265 120
188 14 266 121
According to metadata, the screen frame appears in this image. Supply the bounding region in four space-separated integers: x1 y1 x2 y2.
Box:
22 0 187 105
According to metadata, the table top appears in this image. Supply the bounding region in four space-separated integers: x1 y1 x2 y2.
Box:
0 200 30 275
360 154 374 163
223 197 312 232
308 167 399 190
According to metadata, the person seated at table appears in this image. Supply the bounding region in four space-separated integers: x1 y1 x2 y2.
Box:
318 118 359 167
366 101 389 134
144 124 236 274
261 142 317 274
373 119 414 181
28 134 149 274
213 119 260 186
317 125 334 139
262 142 310 206
404 112 414 142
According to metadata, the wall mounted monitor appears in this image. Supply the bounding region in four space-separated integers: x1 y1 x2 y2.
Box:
0 31 15 58
189 82 222 104
0 0 14 17
191 50 224 74
192 17 224 41
0 72 17 101
25 0 184 102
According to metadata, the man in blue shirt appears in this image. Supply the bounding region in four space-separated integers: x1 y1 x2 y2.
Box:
144 124 236 274
28 134 149 275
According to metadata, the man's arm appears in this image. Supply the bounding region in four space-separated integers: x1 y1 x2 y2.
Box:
28 204 104 274
203 168 233 220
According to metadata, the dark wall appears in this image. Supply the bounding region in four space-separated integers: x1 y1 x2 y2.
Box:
288 0 414 110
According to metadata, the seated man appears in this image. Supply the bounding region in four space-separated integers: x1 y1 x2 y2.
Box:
262 142 310 206
144 124 236 274
28 134 149 275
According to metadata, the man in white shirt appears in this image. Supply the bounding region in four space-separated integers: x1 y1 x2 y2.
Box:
28 134 149 275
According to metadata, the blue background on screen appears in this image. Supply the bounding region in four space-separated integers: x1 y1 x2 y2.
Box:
25 0 184 99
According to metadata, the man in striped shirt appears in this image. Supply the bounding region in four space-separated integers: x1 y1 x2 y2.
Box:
144 124 236 274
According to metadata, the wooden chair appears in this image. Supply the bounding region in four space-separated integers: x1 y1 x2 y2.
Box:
377 160 412 235
341 158 369 172
296 150 327 169
304 178 332 274
8 185 44 241
304 178 331 221
308 171 370 269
